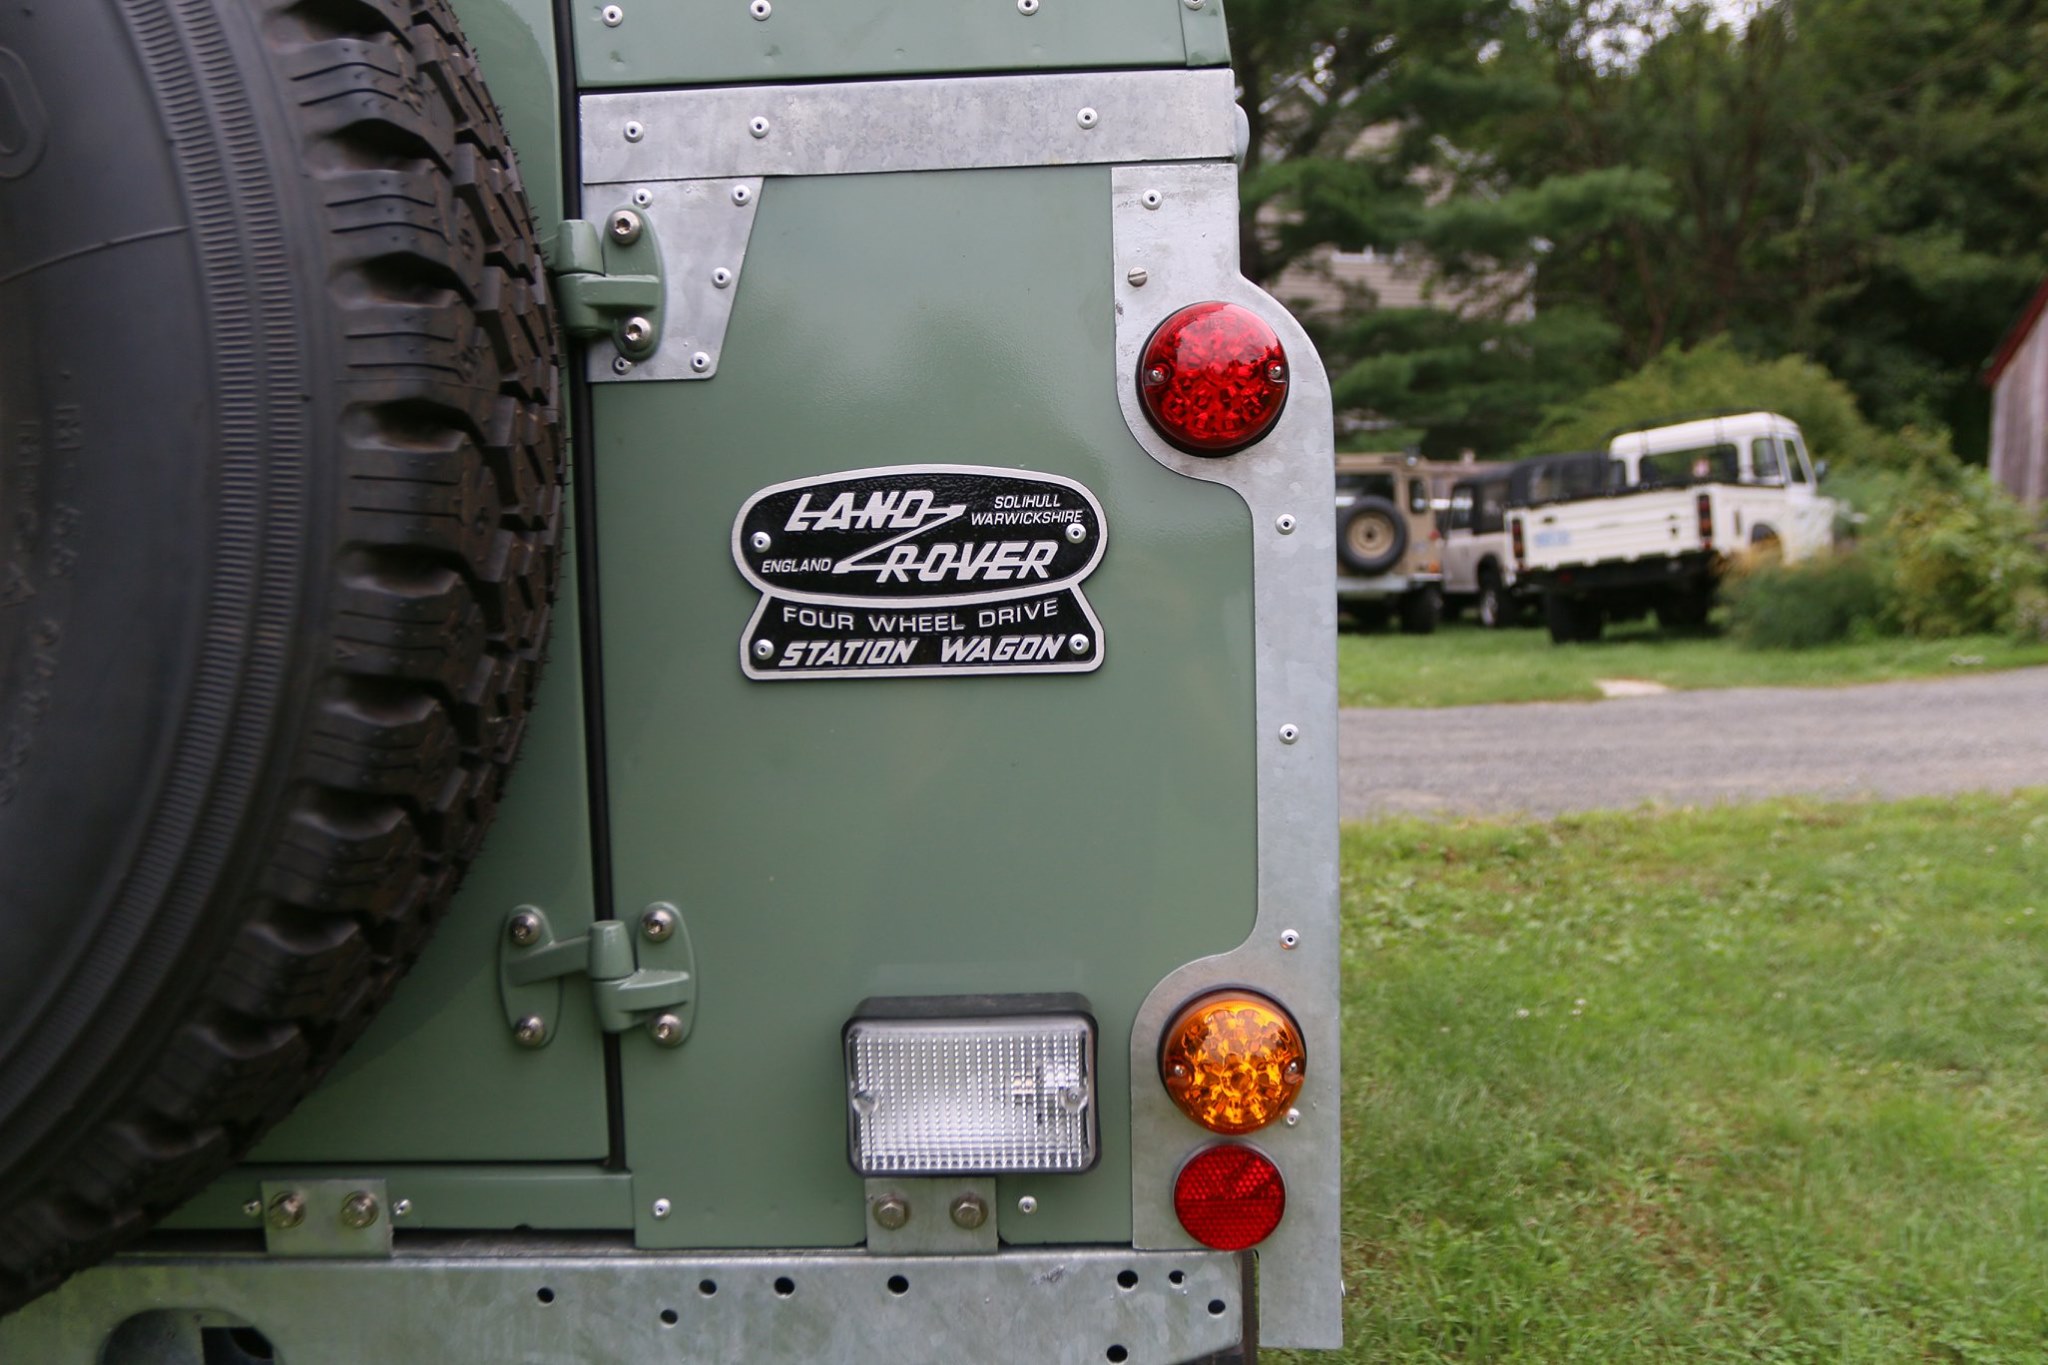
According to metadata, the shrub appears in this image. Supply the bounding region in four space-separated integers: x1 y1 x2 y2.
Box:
1724 551 1888 649
1873 469 2047 638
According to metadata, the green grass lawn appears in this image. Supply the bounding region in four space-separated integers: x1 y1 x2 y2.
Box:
1338 619 2048 708
1272 792 2048 1364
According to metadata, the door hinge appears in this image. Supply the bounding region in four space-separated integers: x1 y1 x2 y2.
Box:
498 904 694 1049
542 213 665 361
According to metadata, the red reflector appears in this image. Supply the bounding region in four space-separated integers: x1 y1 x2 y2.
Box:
1139 302 1288 455
1173 1144 1286 1250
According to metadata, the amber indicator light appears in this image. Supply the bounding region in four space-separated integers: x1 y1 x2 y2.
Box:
1173 1144 1287 1250
1138 301 1289 455
1160 992 1305 1134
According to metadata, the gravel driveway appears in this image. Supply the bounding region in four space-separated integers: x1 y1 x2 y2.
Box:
1339 666 2048 821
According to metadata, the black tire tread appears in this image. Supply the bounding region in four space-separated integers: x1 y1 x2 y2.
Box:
0 0 561 1313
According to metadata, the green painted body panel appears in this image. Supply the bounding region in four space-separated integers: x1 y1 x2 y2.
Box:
577 0 1218 87
592 167 1258 1249
160 1166 631 1232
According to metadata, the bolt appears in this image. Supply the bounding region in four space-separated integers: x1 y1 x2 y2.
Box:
752 639 776 660
691 351 712 373
949 1193 988 1229
1280 928 1301 948
1068 633 1090 654
1276 513 1298 534
641 905 677 941
339 1191 381 1230
608 209 644 245
649 1013 686 1047
623 121 644 143
242 1198 263 1220
602 4 623 25
712 267 734 288
613 356 635 376
1279 723 1300 744
618 316 653 349
1064 521 1088 543
1126 267 1149 288
1076 107 1099 130
750 0 771 17
731 184 752 206
1017 1195 1039 1214
266 1192 306 1231
1141 190 1163 210
750 530 772 552
749 116 770 139
508 911 542 947
513 1015 548 1048
872 1194 910 1230
652 1198 673 1219
393 1199 414 1218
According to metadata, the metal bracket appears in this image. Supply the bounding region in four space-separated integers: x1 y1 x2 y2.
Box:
499 905 695 1048
257 1179 392 1258
581 178 762 384
544 213 666 364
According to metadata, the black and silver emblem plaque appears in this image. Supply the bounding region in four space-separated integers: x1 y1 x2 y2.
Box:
733 465 1107 680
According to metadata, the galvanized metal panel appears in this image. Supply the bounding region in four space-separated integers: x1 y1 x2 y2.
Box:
577 0 1200 88
160 1166 634 1233
591 166 1259 1252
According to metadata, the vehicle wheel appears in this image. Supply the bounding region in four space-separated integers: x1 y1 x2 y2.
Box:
1476 567 1508 629
1399 585 1442 635
0 0 562 1314
1337 497 1408 576
1657 585 1715 630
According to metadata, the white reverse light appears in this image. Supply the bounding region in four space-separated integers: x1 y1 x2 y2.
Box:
844 1005 1097 1176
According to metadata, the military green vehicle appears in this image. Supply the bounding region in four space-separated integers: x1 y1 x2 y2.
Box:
0 2 1340 1360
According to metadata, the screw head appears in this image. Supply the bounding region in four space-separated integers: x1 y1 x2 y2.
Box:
339 1191 381 1230
393 1199 414 1218
649 1013 686 1047
1064 521 1088 543
731 184 752 206
949 1193 988 1230
242 1198 264 1220
602 4 623 25
607 208 644 245
712 267 734 288
1017 1195 1038 1214
508 912 542 947
513 1015 548 1048
1068 633 1090 654
1279 723 1300 744
871 1194 910 1230
749 116 770 138
1280 928 1301 949
618 316 653 349
1284 1107 1302 1127
652 1198 673 1219
641 904 677 941
1076 107 1099 130
1126 267 1149 288
266 1192 307 1231
690 351 712 372
612 355 634 375
623 120 644 143
1276 513 1298 534
749 0 771 17
1268 362 1288 383
750 530 772 552
752 639 776 660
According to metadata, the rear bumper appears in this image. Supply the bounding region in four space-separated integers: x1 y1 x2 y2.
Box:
1519 552 1715 596
0 1239 1250 1365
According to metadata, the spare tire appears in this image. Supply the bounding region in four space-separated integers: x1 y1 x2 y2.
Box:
0 0 561 1313
1337 496 1408 576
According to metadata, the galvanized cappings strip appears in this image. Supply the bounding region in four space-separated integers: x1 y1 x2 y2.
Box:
579 69 1237 184
2 1247 1244 1365
257 1179 393 1258
584 178 762 384
1108 161 1343 1351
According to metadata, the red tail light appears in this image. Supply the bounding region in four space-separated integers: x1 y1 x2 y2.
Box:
1696 492 1714 550
1510 517 1526 569
1138 302 1288 455
1173 1144 1286 1250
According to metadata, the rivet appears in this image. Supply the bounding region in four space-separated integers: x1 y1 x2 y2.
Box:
1141 189 1163 210
601 4 623 25
623 121 644 143
1284 1108 1302 1127
513 1015 548 1047
750 530 772 552
393 1199 414 1218
1184 0 1205 8
949 1193 988 1230
730 184 752 206
1276 513 1297 534
749 0 771 17
649 1013 685 1047
242 1198 263 1219
1068 634 1091 654
632 188 654 208
612 355 634 375
1064 522 1088 543
607 208 643 245
641 905 677 941
712 267 734 288
266 1192 307 1231
339 1191 380 1230
507 911 542 947
652 1198 673 1219
1280 928 1301 949
690 351 712 372
1279 723 1300 744
618 316 653 349
1076 107 1099 130
1016 1195 1038 1214
1017 0 1038 11
1126 267 1149 288
752 639 776 660
872 1194 910 1230
749 116 770 139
